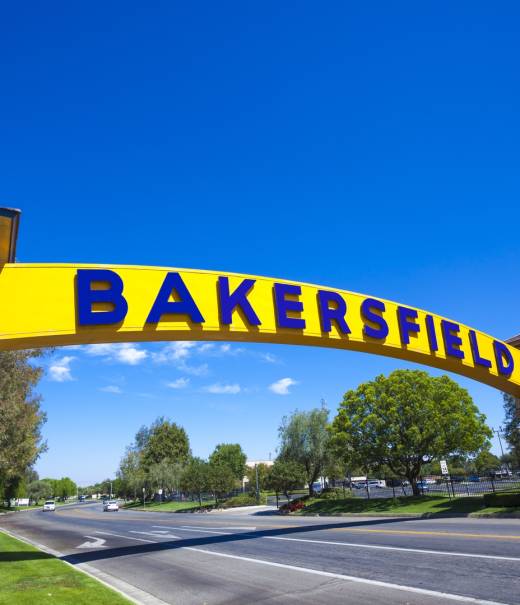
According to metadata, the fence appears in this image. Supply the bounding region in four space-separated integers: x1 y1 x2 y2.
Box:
332 471 520 500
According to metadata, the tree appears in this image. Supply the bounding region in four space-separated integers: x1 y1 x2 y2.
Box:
180 458 210 505
245 463 271 493
55 477 77 501
267 459 305 501
473 448 501 475
330 370 492 495
117 448 145 501
278 408 331 495
209 444 246 483
208 463 235 504
503 393 520 468
27 480 53 503
0 350 47 502
148 460 183 497
141 418 190 469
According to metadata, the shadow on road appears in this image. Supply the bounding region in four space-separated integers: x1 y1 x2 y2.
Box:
61 515 421 566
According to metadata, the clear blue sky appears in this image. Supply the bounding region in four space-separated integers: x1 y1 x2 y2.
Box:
1 2 519 484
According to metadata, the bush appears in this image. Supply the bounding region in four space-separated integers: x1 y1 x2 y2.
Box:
319 487 346 500
483 492 520 508
279 496 310 514
220 493 267 508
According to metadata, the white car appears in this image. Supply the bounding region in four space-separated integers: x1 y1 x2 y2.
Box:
43 500 56 512
103 500 119 512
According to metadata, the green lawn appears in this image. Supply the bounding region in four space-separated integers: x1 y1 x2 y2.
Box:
122 499 211 512
294 495 520 516
0 531 131 605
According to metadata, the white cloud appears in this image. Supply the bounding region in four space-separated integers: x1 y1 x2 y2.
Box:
166 377 190 389
49 356 75 382
269 377 298 395
260 353 278 364
152 342 196 363
100 385 123 394
84 343 147 365
204 383 241 395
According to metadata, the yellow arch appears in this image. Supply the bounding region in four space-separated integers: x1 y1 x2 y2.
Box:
0 263 518 396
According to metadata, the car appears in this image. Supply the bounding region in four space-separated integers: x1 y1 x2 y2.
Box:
103 500 119 512
416 481 430 491
43 500 56 512
78 495 86 502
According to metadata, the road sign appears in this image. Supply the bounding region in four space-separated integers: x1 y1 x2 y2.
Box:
440 460 449 475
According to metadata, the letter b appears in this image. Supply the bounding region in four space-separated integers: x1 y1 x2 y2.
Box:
77 269 128 325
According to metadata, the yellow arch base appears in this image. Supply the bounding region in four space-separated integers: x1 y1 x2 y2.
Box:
0 263 518 397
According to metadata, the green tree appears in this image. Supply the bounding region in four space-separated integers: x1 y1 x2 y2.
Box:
245 463 270 493
0 350 47 502
148 459 183 496
209 444 246 483
473 448 501 474
27 479 53 503
331 370 492 495
267 459 306 500
55 477 77 501
117 448 145 501
208 463 235 504
503 393 520 468
278 408 331 495
141 418 190 468
180 458 210 505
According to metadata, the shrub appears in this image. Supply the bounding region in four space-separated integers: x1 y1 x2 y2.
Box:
279 496 309 514
319 487 346 500
483 492 520 508
220 493 267 508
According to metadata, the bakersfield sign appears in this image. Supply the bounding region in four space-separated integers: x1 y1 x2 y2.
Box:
0 263 518 396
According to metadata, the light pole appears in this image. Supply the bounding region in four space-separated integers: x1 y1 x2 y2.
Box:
255 464 260 504
0 207 21 264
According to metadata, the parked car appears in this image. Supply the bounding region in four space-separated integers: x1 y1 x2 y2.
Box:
103 500 119 512
79 495 86 503
43 500 56 512
416 481 430 491
468 475 480 483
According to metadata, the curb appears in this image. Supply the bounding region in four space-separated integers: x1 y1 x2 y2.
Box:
0 527 168 605
297 511 520 519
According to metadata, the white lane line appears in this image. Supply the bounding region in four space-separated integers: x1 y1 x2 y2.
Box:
130 530 181 539
181 525 256 531
94 530 155 543
152 525 230 535
182 546 506 605
266 536 520 563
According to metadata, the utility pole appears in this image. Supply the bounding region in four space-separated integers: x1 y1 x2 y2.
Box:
255 464 260 504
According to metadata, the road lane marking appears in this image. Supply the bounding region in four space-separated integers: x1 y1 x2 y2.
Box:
152 525 230 535
181 546 506 605
130 530 181 539
180 525 256 530
266 536 520 562
94 530 155 543
76 536 107 549
342 528 520 540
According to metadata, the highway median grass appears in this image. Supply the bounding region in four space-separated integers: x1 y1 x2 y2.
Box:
122 499 211 512
0 530 131 605
292 495 520 517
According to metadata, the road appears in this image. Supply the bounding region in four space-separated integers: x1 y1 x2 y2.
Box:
1 502 520 604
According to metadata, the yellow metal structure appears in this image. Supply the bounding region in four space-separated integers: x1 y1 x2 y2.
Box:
0 263 518 396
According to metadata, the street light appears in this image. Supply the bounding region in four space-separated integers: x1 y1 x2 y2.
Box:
0 207 21 264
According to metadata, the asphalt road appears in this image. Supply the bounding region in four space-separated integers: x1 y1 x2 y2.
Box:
2 502 520 605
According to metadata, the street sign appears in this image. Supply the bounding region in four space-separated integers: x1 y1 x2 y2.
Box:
440 460 449 475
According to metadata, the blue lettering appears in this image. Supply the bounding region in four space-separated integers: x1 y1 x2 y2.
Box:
77 269 128 325
494 341 514 376
317 290 350 334
146 272 204 324
274 283 306 329
469 330 492 368
441 320 464 359
361 298 388 339
397 306 420 345
218 277 261 326
425 314 438 352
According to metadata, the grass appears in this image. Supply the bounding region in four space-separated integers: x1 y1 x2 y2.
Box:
0 530 131 605
293 495 520 517
0 500 77 513
122 499 211 512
